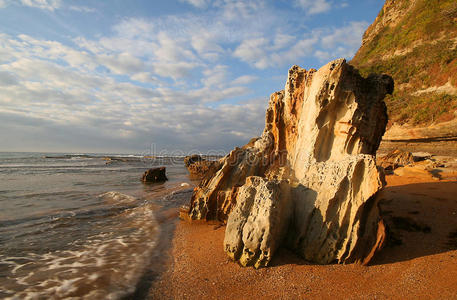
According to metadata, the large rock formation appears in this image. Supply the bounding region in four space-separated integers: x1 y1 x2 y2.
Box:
187 59 393 267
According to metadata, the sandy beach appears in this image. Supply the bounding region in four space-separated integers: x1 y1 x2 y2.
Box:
150 170 457 299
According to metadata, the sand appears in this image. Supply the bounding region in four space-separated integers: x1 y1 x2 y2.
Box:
149 170 457 299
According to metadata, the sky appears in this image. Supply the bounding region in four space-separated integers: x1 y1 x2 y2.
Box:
0 0 384 154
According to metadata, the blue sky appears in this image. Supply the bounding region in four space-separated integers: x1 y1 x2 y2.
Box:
0 0 383 154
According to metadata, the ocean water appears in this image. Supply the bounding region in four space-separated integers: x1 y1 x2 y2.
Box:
0 152 197 299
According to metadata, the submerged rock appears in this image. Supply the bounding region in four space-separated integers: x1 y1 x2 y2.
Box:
187 59 393 267
142 167 168 183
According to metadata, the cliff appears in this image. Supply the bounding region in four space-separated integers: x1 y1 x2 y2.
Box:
187 59 393 267
351 0 457 141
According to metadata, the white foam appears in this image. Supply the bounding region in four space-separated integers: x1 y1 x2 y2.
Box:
1 203 160 299
55 278 80 296
11 262 33 274
116 238 128 247
88 273 99 281
98 191 137 204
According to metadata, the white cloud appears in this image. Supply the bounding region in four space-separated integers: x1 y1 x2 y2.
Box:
97 53 145 75
20 0 61 11
0 1 372 152
179 0 210 8
272 34 295 51
316 21 369 61
69 5 96 13
233 38 269 68
218 0 265 21
233 35 318 69
1 0 95 12
231 75 258 85
202 65 229 88
153 32 196 62
320 21 368 49
295 0 331 15
234 20 367 69
0 71 18 86
314 50 330 62
153 61 200 80
130 72 159 84
191 34 225 61
0 30 263 152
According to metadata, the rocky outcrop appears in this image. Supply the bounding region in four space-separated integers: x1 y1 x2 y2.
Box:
187 161 218 178
184 154 219 178
187 59 393 267
142 167 168 183
377 149 414 172
184 154 203 167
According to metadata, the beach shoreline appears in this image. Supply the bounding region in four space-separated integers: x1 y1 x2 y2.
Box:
149 172 457 299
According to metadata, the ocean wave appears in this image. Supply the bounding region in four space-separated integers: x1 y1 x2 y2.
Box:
0 198 160 299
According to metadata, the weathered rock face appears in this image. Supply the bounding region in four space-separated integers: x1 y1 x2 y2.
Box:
142 167 168 183
224 176 292 268
188 59 393 267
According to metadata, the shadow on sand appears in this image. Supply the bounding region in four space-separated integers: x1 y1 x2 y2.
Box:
371 180 457 265
269 180 457 268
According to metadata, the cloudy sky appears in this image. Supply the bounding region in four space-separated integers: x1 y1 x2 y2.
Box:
0 0 383 154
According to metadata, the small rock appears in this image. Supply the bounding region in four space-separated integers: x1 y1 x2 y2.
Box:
377 149 414 171
141 167 168 183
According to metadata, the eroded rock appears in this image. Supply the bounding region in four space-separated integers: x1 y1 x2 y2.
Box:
224 176 292 268
188 59 393 267
184 154 219 179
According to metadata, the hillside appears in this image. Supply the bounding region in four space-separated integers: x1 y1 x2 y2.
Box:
351 0 457 132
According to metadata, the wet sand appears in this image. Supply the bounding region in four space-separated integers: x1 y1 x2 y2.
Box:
149 172 457 299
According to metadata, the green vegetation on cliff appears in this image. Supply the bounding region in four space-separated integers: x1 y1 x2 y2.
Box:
351 0 457 125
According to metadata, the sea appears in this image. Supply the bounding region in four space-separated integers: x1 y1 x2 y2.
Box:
0 152 200 299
